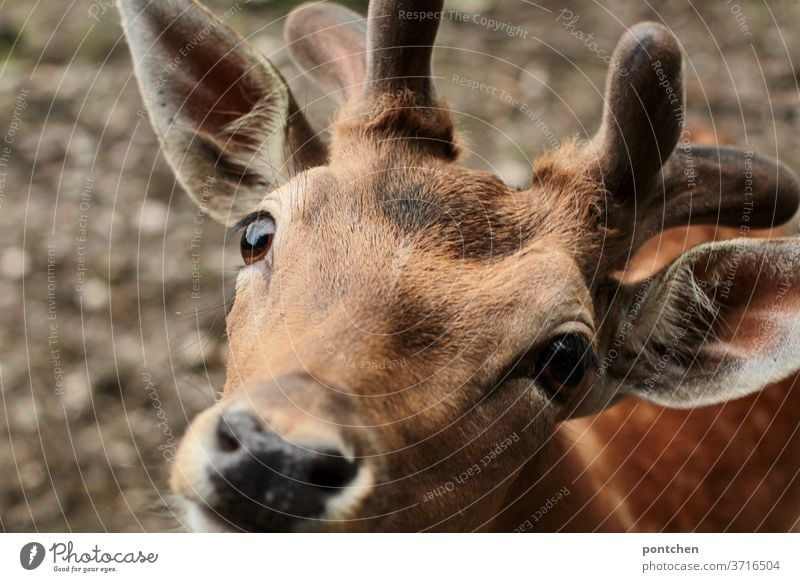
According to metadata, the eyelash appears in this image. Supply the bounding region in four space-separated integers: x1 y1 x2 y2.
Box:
235 210 273 232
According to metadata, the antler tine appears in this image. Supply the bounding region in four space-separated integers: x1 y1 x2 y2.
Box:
365 0 444 103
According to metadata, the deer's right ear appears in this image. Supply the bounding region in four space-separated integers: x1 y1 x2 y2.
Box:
284 2 367 102
119 0 327 223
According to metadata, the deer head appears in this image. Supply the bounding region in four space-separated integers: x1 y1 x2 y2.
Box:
119 0 800 531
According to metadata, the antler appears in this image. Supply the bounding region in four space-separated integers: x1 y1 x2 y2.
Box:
365 0 443 104
590 23 800 262
284 1 454 157
590 23 684 203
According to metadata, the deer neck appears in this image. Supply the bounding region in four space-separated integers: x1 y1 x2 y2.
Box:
489 420 632 532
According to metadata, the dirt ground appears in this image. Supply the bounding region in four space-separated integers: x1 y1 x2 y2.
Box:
1 0 798 532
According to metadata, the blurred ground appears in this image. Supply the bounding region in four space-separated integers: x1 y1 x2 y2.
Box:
1 0 798 531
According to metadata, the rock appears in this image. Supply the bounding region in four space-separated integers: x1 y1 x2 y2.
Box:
0 246 30 279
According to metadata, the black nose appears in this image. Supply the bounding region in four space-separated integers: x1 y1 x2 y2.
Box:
208 410 359 531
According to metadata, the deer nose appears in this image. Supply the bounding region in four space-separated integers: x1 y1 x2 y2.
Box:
208 409 360 531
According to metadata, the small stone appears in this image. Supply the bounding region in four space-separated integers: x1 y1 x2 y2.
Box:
0 247 30 279
80 278 109 311
19 461 46 489
139 200 168 235
62 370 92 413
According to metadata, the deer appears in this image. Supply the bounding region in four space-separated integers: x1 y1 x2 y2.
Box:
118 0 800 532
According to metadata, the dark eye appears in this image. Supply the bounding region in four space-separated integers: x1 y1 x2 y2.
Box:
535 334 597 402
240 216 275 265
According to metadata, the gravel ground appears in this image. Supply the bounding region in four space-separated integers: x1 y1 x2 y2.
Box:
1 0 799 532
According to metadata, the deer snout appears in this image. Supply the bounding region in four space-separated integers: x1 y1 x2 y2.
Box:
209 409 360 531
171 377 374 532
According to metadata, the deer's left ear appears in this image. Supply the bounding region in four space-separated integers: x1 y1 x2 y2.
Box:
599 238 800 408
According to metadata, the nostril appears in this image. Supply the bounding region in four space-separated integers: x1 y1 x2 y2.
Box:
307 450 359 491
217 420 240 453
216 410 263 453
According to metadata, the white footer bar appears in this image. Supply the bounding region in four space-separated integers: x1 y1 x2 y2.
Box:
1 533 797 581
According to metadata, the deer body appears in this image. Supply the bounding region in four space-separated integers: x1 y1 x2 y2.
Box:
119 0 800 532
493 376 800 532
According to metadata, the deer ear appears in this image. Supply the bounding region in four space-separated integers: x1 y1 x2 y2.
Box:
118 0 327 223
285 2 367 102
601 238 800 408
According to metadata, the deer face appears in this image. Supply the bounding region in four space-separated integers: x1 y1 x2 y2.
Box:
120 0 800 531
174 141 602 531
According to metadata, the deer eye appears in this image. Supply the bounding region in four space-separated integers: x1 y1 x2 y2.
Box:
240 215 275 265
535 333 596 402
